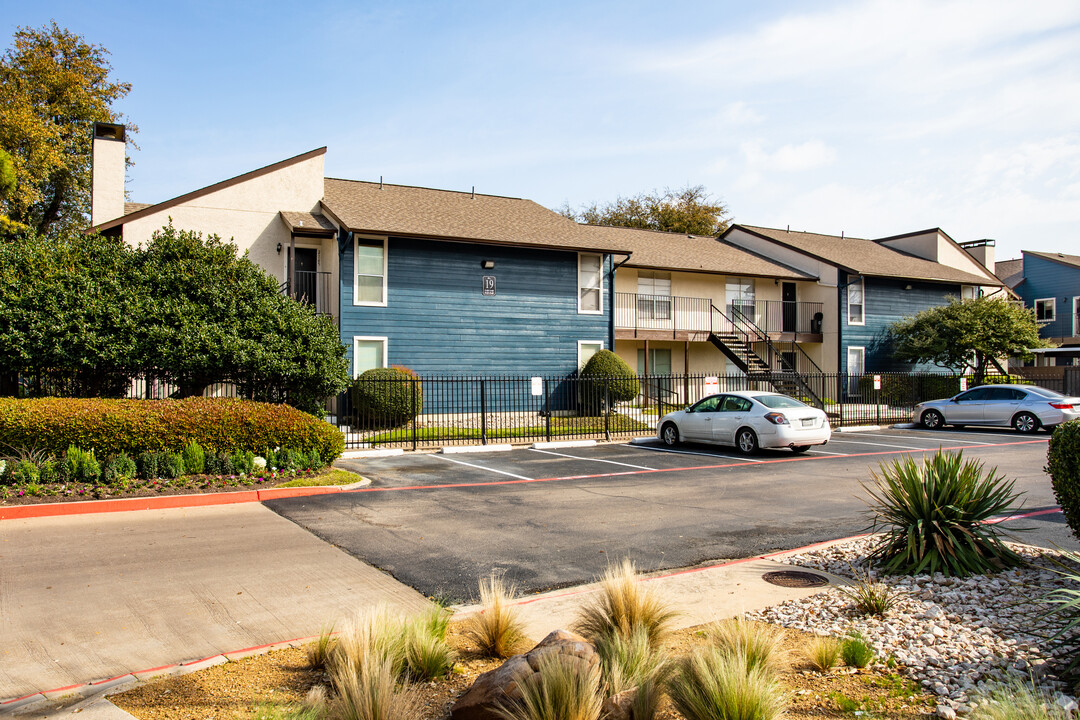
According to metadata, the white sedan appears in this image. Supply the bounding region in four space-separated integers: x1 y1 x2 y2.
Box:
657 391 832 454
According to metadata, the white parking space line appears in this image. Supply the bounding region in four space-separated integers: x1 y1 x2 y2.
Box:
626 444 766 463
855 432 992 446
825 438 927 450
806 448 848 455
920 430 1024 439
529 448 654 470
432 454 533 481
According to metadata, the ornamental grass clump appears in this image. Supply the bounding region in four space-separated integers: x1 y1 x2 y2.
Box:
667 647 786 720
594 626 671 720
494 654 604 720
708 616 784 675
331 655 419 720
464 573 528 659
572 558 677 651
863 449 1024 577
804 636 841 672
971 679 1071 720
840 632 875 668
306 623 336 670
834 567 903 616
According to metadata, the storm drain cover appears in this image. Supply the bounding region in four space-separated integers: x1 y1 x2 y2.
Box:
761 570 829 588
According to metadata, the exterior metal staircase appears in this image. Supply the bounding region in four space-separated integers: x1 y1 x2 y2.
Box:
707 304 825 408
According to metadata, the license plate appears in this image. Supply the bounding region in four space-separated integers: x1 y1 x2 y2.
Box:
801 418 815 427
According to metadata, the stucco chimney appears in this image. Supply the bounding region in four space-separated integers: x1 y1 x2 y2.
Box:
960 239 996 274
91 122 126 226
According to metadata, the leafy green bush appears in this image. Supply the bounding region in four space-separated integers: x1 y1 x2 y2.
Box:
0 397 344 462
581 350 639 403
351 367 423 429
9 459 39 485
203 451 220 475
1048 421 1080 542
158 453 185 479
864 449 1023 576
136 451 159 480
66 446 101 484
102 453 137 485
38 459 56 484
182 440 205 475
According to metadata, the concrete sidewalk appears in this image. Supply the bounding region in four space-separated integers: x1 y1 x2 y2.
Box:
0 503 429 708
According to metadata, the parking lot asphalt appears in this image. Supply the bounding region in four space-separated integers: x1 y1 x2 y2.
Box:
265 427 1071 602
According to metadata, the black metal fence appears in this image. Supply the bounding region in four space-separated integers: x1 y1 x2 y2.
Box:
334 371 1061 450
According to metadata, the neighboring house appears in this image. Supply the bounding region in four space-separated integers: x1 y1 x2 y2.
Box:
88 123 629 380
721 225 1005 375
1001 251 1080 367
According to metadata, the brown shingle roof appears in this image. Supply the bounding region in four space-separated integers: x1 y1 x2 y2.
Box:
321 179 631 254
576 225 813 280
279 211 335 235
730 225 1000 286
1025 250 1080 271
124 202 153 215
996 258 1023 288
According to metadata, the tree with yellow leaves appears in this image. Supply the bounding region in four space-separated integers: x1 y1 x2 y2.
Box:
0 21 134 237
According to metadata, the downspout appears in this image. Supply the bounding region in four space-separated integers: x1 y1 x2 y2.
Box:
609 252 633 355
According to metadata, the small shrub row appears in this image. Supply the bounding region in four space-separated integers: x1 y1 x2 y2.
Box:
0 397 344 463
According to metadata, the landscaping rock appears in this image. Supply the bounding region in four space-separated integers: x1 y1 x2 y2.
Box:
600 688 636 720
450 629 599 720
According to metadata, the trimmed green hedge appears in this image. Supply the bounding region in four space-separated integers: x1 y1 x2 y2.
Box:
0 397 344 462
352 367 423 428
580 350 639 402
1048 420 1080 542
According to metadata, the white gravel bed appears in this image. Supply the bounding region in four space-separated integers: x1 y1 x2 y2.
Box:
746 537 1080 716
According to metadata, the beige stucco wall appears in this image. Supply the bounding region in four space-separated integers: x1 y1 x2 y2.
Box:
120 153 327 286
91 136 126 226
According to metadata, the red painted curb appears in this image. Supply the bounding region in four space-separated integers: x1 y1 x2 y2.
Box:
0 485 345 521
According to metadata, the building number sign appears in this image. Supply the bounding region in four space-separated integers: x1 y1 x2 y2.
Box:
482 275 496 296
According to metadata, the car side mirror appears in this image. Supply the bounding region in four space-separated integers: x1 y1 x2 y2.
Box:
950 397 959 403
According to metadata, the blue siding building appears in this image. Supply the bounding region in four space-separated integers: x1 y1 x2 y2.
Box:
1005 251 1080 365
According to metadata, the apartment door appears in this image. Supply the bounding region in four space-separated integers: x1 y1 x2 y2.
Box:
288 247 318 307
782 282 797 332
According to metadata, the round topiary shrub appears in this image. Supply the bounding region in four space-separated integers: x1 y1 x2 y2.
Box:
581 350 639 404
352 366 423 429
1048 420 1080 541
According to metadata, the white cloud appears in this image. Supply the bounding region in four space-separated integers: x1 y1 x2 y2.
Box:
721 101 763 126
741 140 837 173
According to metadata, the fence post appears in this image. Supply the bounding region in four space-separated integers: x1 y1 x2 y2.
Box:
544 378 551 442
604 380 611 441
838 374 844 428
480 378 488 445
875 381 881 426
411 378 418 452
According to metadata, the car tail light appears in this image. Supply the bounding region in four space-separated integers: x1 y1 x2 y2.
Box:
764 412 789 425
1050 402 1074 410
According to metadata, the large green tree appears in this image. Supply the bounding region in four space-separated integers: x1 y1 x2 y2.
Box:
560 185 730 236
0 226 350 415
890 296 1047 383
0 22 134 237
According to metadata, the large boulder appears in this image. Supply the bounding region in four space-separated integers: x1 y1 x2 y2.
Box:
450 629 599 720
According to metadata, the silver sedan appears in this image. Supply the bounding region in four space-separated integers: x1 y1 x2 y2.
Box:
657 391 831 454
914 384 1080 433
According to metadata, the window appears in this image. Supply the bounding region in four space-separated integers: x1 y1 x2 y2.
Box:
690 396 720 412
726 277 756 320
354 237 387 306
578 341 603 369
636 271 671 320
578 253 603 313
637 348 672 375
847 277 865 325
847 346 865 376
1036 298 1056 322
1074 297 1080 336
961 285 977 300
353 337 387 377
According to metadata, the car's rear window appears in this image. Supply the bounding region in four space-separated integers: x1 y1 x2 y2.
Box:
1025 386 1065 399
753 395 807 409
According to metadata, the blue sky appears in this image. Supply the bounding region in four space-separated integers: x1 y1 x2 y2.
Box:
4 0 1080 260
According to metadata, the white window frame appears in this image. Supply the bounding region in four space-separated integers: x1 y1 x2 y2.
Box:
1073 297 1080 337
353 235 388 307
578 340 604 368
847 346 865 376
961 285 977 300
352 336 388 377
847 277 865 326
1035 297 1056 323
578 253 604 315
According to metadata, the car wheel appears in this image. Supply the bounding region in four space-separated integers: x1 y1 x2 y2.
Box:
921 409 944 430
791 445 811 454
660 422 680 447
736 427 759 455
1012 412 1040 434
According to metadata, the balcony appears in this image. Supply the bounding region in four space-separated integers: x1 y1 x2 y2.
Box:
281 270 332 316
614 292 823 341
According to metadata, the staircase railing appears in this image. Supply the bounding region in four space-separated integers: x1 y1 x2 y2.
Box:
711 304 824 408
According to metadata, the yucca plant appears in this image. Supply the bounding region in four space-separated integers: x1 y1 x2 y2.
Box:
464 572 529 658
840 632 874 668
667 647 786 720
708 617 784 675
572 558 677 650
594 626 671 720
494 654 604 720
804 636 841 672
863 450 1024 576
